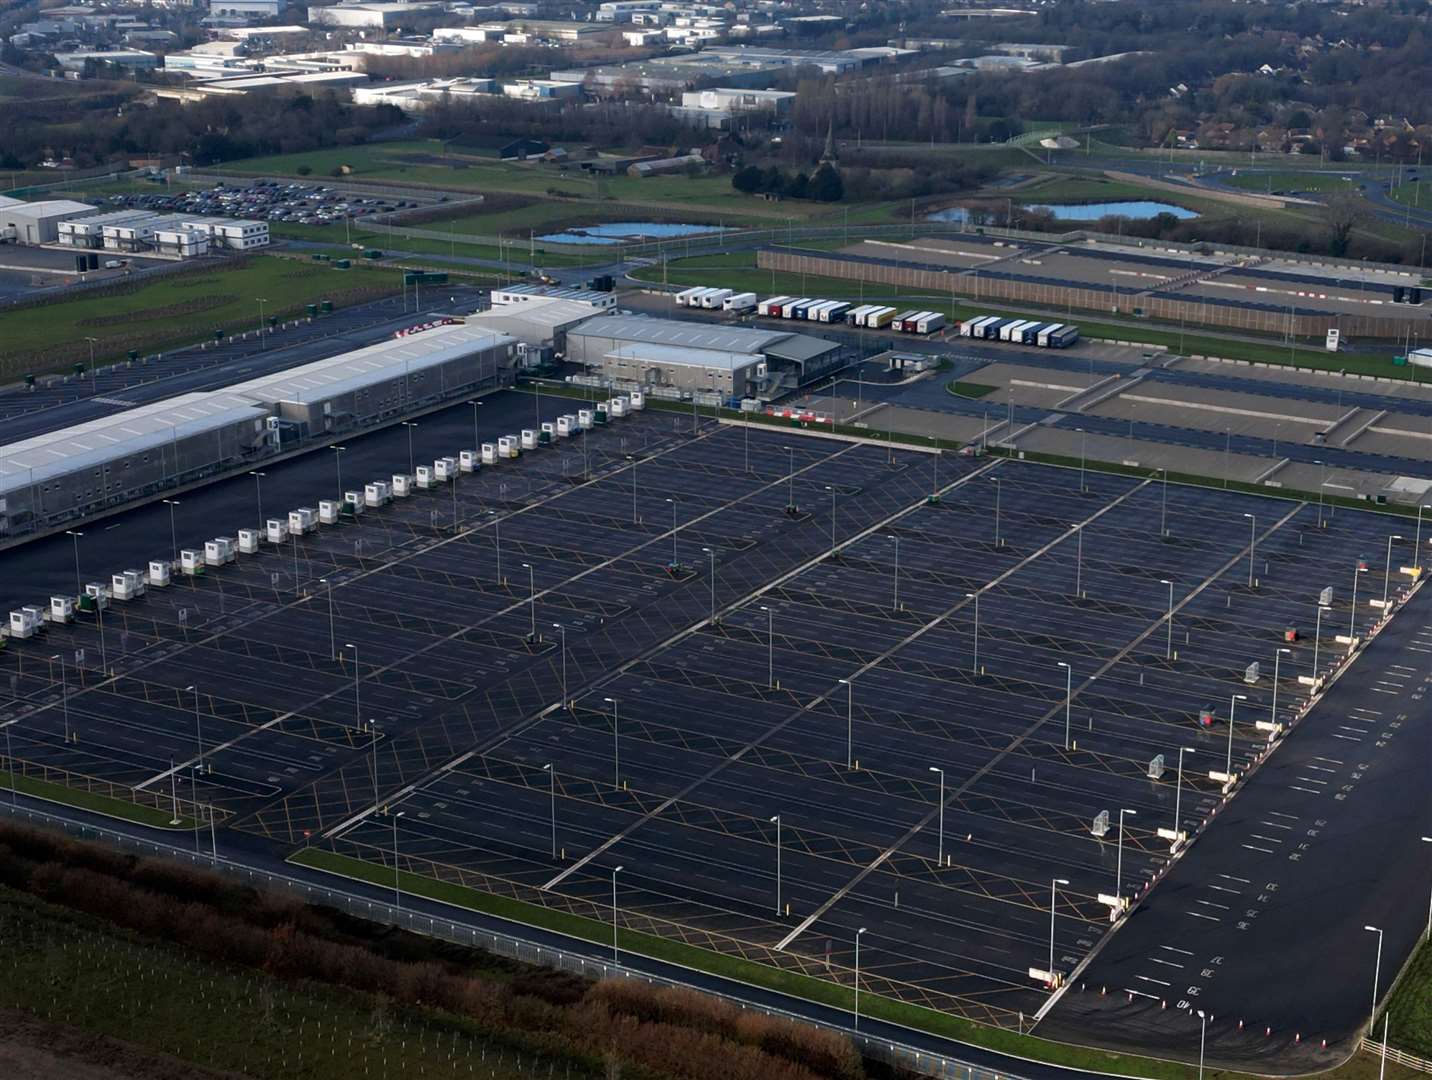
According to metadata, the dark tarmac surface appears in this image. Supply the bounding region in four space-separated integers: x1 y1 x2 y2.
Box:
1 405 1424 1064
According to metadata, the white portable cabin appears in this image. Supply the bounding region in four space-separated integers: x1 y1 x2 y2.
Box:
319 500 342 525
577 409 594 430
266 518 289 544
555 416 574 438
391 474 413 497
112 570 146 601
238 528 260 554
344 491 365 516
757 295 791 316
700 288 733 309
1036 323 1064 347
459 451 479 473
497 435 519 458
366 480 392 505
289 508 317 534
148 560 172 587
84 582 111 608
520 430 539 451
206 536 234 564
481 442 498 465
434 456 458 481
415 465 435 490
629 391 646 410
49 595 75 622
210 537 236 564
180 549 205 576
609 397 628 418
9 608 42 639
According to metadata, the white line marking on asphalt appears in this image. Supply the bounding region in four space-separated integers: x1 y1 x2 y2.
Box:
1241 844 1275 853
1290 785 1323 794
1207 884 1240 894
1329 733 1362 742
1136 975 1172 987
1314 757 1344 765
1220 874 1251 884
1186 911 1220 922
1268 810 1299 819
1149 957 1185 968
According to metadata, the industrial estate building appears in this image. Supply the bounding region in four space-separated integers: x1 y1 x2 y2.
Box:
563 314 841 398
0 324 515 541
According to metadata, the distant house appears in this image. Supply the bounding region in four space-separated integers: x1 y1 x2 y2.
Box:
499 138 549 160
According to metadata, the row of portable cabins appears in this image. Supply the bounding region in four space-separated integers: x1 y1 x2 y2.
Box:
675 287 758 313
754 296 946 334
959 316 1080 348
6 393 648 641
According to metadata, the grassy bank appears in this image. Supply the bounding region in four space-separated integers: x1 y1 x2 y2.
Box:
0 884 572 1080
0 255 398 379
1382 933 1432 1059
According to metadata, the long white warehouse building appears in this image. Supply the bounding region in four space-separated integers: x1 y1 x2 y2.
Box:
0 324 515 542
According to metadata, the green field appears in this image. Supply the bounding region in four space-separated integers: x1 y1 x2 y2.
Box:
1222 170 1359 194
1388 179 1432 210
0 255 399 379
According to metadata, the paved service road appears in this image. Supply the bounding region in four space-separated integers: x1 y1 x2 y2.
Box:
1039 564 1432 1071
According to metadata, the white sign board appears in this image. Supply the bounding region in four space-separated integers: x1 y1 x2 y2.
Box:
1325 328 1340 352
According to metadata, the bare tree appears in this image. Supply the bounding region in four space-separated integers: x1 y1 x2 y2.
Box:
1321 192 1366 257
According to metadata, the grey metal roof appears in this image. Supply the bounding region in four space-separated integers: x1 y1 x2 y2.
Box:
567 314 791 353
0 391 265 496
227 323 512 405
602 342 763 371
763 334 840 364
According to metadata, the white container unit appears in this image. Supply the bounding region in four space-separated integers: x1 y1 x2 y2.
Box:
481 442 498 466
577 409 594 430
9 608 41 639
266 518 289 544
392 474 413 498
148 561 172 587
915 312 947 334
319 500 342 525
434 457 458 481
238 529 260 554
758 295 792 316
459 450 479 474
180 550 205 576
610 396 628 418
700 288 733 309
723 291 758 313
289 508 317 534
366 481 392 506
556 416 574 438
415 465 435 490
540 422 557 444
205 538 236 565
497 435 519 458
520 429 538 451
344 491 365 516
629 391 645 411
112 570 146 601
675 286 706 308
49 595 75 622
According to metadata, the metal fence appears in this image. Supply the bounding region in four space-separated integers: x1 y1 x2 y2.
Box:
0 800 1030 1080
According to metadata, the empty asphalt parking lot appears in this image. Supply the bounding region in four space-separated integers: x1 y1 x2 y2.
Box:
0 408 1425 1063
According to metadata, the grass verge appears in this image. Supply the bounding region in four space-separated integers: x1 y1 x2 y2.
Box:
950 381 999 399
0 770 192 829
1382 932 1432 1059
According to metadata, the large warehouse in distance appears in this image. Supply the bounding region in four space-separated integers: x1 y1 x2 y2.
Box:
563 314 842 398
